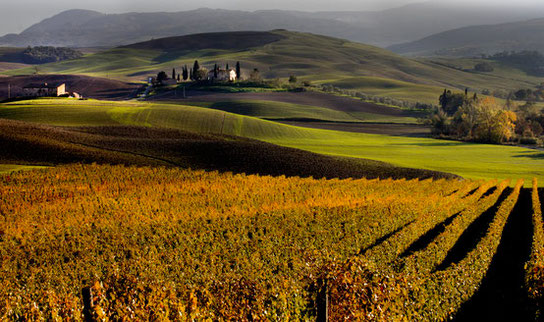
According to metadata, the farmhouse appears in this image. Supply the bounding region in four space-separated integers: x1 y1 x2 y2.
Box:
23 83 66 97
208 69 237 82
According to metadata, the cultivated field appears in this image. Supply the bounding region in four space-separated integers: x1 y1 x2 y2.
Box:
0 98 542 184
0 165 542 320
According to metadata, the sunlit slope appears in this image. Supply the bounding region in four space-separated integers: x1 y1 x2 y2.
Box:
0 99 542 183
5 30 543 104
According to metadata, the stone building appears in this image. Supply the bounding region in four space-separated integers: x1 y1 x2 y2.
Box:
23 83 66 97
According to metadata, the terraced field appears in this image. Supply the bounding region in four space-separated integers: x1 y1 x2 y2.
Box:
0 165 542 319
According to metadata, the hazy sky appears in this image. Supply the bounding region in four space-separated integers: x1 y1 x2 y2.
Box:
2 0 544 35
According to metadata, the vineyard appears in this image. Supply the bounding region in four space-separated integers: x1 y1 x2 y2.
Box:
0 165 543 320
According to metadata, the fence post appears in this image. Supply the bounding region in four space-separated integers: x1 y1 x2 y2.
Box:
317 279 329 322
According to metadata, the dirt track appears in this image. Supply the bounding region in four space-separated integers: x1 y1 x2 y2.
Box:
0 75 143 100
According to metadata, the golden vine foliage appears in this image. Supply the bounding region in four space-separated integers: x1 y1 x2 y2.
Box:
526 178 544 317
0 164 512 320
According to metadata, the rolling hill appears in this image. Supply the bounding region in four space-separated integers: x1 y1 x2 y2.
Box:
389 18 544 57
0 98 542 184
0 118 453 180
1 3 544 48
5 30 543 105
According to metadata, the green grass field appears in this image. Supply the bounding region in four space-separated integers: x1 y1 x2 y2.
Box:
182 100 418 124
4 30 543 105
0 98 542 184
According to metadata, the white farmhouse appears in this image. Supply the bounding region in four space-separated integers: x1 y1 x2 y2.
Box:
208 69 237 82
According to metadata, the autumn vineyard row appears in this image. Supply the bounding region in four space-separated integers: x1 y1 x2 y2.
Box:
0 164 542 320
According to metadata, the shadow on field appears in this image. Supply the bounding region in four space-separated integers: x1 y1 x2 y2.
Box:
359 220 415 255
513 152 544 160
399 211 462 258
453 189 535 321
435 188 511 271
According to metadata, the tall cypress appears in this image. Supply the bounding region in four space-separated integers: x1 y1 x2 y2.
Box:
193 60 200 80
172 68 176 80
182 65 189 81
235 61 241 80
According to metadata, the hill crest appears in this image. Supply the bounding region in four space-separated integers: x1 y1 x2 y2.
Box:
122 31 286 51
389 17 544 57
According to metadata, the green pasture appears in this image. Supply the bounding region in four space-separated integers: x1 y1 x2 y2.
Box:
0 98 542 184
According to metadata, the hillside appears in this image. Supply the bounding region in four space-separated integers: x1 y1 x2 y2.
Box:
1 3 544 48
6 30 543 105
0 98 542 184
0 118 453 180
389 18 544 57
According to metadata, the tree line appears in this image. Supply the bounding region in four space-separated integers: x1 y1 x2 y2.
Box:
21 46 83 64
156 60 242 83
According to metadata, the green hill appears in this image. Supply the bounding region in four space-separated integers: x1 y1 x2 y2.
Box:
1 98 542 184
5 30 543 104
389 18 544 57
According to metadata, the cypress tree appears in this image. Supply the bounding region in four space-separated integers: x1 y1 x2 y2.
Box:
235 61 241 80
193 61 200 77
182 65 189 81
172 68 176 80
214 63 218 78
226 63 229 70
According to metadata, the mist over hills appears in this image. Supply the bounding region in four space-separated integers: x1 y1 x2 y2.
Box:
389 18 544 56
1 2 543 48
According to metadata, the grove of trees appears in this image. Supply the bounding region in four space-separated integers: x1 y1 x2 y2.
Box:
430 90 543 145
21 46 83 64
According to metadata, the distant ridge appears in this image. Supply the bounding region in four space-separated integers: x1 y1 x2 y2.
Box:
123 31 285 51
1 3 544 48
389 18 544 57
